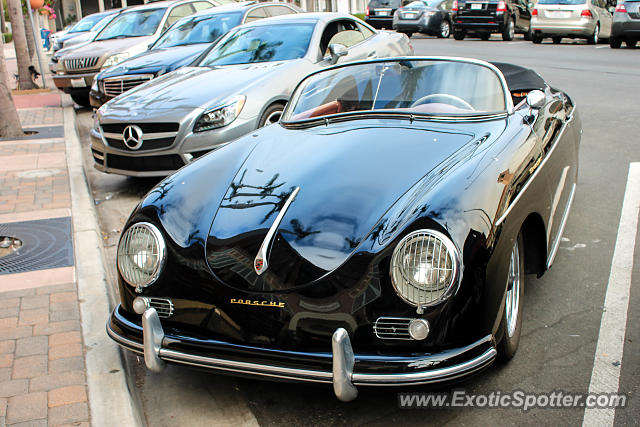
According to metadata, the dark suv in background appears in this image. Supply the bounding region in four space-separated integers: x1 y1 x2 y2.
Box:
366 0 403 28
452 0 532 40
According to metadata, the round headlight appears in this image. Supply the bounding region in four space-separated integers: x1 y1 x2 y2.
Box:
390 229 460 308
117 222 166 291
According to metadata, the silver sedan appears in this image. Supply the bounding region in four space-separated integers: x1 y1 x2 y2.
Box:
92 12 412 177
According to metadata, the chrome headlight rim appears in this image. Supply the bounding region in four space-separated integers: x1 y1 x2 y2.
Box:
117 222 166 292
193 95 246 133
389 229 461 308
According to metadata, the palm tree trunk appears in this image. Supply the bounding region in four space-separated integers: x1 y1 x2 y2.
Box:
0 35 24 138
6 0 36 89
23 13 35 61
1 0 8 34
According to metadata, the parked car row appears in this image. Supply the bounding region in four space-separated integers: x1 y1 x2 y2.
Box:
365 0 635 47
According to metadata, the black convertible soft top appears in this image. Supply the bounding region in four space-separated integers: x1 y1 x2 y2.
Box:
491 62 547 92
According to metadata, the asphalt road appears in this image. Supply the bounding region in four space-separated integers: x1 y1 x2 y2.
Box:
74 34 640 426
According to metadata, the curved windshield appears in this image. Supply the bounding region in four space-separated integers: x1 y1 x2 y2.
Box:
284 60 507 122
405 0 439 7
199 23 314 67
537 0 586 4
69 13 112 33
154 12 242 48
96 8 165 40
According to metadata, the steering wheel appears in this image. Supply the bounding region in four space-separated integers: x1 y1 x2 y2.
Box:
411 93 475 110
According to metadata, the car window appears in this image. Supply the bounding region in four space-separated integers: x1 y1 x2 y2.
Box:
199 23 314 66
357 22 376 39
537 0 586 4
96 8 166 40
284 60 507 122
69 13 109 33
193 1 214 11
267 5 296 16
154 12 243 48
166 4 196 30
245 7 268 22
320 19 365 55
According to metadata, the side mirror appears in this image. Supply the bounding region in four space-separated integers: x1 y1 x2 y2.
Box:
526 90 545 110
608 6 615 12
528 2 534 8
328 44 348 65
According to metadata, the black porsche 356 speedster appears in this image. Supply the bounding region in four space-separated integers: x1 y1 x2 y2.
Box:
107 57 580 401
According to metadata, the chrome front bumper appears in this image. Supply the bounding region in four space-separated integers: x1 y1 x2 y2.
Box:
107 305 497 402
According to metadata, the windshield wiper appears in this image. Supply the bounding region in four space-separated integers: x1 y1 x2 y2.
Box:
98 34 145 41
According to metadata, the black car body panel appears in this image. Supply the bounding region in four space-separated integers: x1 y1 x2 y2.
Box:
611 0 640 43
454 0 532 38
107 58 581 400
393 0 454 36
366 0 403 28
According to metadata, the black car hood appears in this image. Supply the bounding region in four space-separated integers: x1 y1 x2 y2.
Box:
204 121 477 293
98 44 209 79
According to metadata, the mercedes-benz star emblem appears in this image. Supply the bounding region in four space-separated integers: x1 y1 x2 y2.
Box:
123 125 143 150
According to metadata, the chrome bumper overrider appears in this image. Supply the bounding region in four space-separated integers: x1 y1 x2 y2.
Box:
107 306 497 402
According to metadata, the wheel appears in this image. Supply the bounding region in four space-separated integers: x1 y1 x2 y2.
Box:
609 36 622 48
258 103 285 127
552 36 562 44
625 39 637 48
438 20 451 38
524 24 532 41
453 30 465 40
480 32 491 41
502 17 515 41
70 92 90 108
497 232 525 361
532 33 543 44
588 23 599 45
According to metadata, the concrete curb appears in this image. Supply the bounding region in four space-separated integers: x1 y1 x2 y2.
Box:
63 100 142 427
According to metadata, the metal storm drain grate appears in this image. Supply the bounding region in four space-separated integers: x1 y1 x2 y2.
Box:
0 217 74 275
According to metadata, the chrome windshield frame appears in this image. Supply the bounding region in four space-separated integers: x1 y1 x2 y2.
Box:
281 56 514 126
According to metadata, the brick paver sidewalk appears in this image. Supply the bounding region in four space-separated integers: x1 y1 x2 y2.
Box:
0 93 90 426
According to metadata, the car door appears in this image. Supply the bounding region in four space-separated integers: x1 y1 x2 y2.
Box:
514 0 531 30
319 19 376 64
594 0 613 36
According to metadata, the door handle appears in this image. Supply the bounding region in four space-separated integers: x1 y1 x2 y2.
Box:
367 52 377 58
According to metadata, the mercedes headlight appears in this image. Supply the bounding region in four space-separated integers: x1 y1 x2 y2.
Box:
102 52 130 69
390 229 460 308
117 222 166 292
193 95 246 133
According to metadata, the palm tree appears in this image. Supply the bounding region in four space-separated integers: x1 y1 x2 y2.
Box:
6 0 36 89
0 35 24 138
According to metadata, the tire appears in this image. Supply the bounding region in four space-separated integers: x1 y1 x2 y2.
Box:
70 92 91 108
502 17 515 41
497 232 525 361
552 36 562 44
438 20 451 38
588 23 599 45
532 33 543 44
480 32 491 41
524 24 532 41
626 39 637 48
258 103 285 128
403 31 414 38
453 30 465 40
609 36 622 48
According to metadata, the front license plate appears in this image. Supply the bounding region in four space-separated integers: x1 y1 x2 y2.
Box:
470 3 483 9
376 8 391 16
70 78 86 88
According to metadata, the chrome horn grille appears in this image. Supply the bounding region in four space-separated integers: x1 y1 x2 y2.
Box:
64 56 100 72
